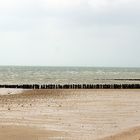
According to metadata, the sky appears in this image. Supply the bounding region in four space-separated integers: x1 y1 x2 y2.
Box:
0 0 140 67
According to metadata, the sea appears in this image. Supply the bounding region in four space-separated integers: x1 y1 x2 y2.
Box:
0 66 140 85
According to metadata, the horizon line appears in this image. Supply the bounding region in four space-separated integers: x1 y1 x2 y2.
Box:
0 65 139 68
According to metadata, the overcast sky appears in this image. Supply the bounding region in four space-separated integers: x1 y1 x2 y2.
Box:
0 0 140 67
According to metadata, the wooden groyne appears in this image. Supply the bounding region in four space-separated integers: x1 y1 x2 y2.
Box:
0 84 140 89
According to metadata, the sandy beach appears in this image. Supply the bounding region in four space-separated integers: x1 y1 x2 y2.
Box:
0 89 140 140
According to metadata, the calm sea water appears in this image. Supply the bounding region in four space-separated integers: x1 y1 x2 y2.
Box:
0 66 140 84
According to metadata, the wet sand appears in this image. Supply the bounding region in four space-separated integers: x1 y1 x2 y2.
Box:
101 126 140 140
0 89 140 140
0 125 65 140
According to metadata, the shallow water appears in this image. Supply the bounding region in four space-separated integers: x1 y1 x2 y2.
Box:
0 66 140 84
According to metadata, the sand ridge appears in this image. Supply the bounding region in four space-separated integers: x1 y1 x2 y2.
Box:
100 126 140 140
0 125 67 140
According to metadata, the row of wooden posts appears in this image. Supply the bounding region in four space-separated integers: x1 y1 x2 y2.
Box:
0 84 140 89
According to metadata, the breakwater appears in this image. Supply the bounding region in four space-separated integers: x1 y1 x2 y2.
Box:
0 84 140 89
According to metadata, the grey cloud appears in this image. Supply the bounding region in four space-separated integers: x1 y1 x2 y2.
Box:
0 0 140 67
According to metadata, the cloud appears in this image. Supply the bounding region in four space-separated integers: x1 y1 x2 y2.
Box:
0 0 140 66
88 0 134 9
0 0 140 32
44 0 82 8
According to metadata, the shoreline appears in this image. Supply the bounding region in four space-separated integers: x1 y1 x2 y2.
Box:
0 88 27 95
0 88 140 95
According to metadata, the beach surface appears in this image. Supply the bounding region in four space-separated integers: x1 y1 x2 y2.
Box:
0 89 140 140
